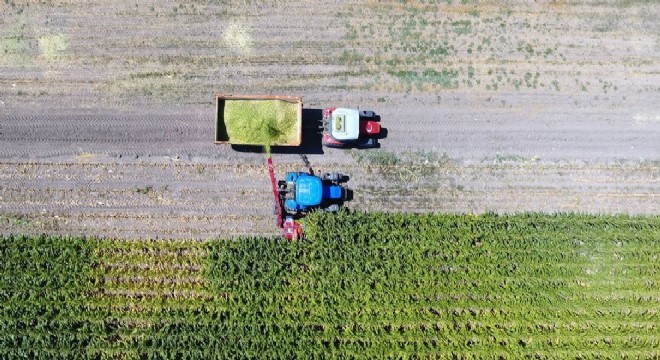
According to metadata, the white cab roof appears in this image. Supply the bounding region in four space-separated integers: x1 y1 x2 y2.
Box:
330 108 359 140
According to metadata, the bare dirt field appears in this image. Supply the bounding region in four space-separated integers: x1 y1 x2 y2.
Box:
1 1 658 238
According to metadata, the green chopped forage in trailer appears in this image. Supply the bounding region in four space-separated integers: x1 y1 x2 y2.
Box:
215 96 301 146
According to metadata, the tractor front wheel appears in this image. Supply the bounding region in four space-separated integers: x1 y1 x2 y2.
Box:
359 110 375 119
321 172 338 182
322 172 348 183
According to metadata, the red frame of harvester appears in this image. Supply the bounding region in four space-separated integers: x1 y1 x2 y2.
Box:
267 155 303 240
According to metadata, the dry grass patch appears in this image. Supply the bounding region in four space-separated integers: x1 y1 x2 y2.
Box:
38 33 67 60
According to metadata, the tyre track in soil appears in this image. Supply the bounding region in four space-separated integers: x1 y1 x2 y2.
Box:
0 114 213 158
2 98 659 162
2 113 256 161
376 102 660 162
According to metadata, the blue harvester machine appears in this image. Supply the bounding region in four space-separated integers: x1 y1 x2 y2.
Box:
267 155 351 240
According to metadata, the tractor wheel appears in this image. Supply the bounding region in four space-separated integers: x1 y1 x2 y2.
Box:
355 138 378 149
325 204 340 212
323 172 346 182
322 141 348 149
344 188 354 201
322 136 347 148
359 110 375 119
321 172 337 182
325 172 349 183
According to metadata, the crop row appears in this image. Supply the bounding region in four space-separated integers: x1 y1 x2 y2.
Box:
1 212 658 358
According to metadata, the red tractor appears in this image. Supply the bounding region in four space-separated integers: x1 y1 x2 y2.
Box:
322 108 381 148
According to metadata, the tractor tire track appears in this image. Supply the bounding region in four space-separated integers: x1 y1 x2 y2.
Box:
0 113 219 160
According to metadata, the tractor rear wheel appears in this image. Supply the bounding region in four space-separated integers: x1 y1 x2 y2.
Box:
325 204 340 212
344 188 354 201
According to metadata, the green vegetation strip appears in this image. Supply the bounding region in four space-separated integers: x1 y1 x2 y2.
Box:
1 213 659 358
223 99 298 145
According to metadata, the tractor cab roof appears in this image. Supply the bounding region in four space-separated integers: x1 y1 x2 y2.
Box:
295 174 323 207
330 108 359 141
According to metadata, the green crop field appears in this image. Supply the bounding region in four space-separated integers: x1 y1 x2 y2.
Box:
1 212 658 359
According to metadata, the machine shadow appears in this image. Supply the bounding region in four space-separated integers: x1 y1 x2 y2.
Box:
231 108 325 155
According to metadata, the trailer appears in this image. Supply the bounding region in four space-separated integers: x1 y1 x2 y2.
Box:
215 94 303 146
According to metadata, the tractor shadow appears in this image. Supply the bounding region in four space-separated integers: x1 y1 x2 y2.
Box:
230 108 388 154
